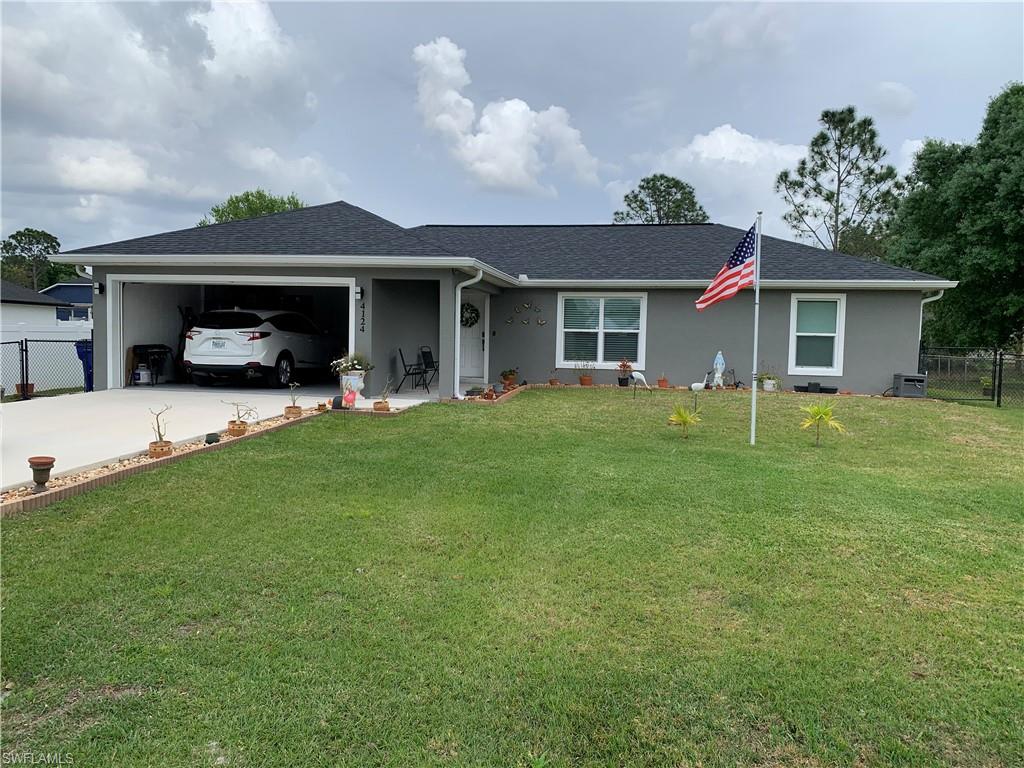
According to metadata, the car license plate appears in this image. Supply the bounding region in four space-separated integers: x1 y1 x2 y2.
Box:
212 340 226 349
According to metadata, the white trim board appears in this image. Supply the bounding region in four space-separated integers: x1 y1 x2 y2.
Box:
105 273 356 390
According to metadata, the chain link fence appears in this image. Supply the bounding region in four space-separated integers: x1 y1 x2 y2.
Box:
919 346 1024 407
1 338 93 402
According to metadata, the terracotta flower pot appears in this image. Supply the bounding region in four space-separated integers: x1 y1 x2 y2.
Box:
548 378 560 386
284 405 302 419
373 401 390 412
148 441 173 459
227 420 248 437
28 456 56 493
16 383 35 396
657 378 669 388
316 402 328 412
579 375 593 386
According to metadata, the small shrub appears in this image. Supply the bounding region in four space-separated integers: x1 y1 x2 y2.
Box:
668 405 702 438
149 405 171 443
800 400 846 446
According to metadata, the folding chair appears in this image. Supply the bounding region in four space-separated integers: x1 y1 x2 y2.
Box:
419 346 440 389
396 348 427 393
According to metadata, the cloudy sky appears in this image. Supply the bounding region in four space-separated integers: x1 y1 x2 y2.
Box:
2 2 1021 250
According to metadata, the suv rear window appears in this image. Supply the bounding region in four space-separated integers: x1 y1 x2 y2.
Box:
196 311 265 330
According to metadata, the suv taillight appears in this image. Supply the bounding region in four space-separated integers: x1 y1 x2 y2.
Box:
237 331 272 341
185 329 200 340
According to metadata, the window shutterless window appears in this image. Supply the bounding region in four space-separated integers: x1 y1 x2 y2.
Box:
788 293 846 376
556 293 647 370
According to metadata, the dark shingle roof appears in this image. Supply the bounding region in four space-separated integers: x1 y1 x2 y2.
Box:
64 200 455 259
1 280 68 306
60 198 946 282
408 223 946 282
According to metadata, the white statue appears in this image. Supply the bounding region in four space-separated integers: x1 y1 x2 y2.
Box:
713 350 726 389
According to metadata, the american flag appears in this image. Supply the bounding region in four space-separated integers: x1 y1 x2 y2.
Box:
695 224 757 311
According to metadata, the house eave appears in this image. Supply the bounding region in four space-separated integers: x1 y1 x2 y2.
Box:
53 253 519 287
52 253 955 291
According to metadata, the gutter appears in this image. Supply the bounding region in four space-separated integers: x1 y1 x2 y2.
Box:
452 269 484 398
918 289 946 342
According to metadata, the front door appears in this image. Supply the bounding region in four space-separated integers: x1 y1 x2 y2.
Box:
460 294 485 379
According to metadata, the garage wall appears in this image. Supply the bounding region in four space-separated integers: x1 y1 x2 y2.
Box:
122 283 202 384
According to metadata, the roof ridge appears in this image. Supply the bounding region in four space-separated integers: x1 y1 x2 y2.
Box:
412 222 716 229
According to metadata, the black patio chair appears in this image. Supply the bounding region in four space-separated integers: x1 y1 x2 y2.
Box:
419 346 439 389
396 348 427 393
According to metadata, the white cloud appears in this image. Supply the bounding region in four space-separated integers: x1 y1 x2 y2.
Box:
897 138 925 175
412 36 599 194
1 1 345 247
872 81 918 117
643 124 806 232
688 4 795 68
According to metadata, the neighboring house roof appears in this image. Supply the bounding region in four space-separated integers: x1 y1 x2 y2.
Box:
63 200 455 259
1 280 67 307
58 198 950 285
409 224 947 283
41 280 93 305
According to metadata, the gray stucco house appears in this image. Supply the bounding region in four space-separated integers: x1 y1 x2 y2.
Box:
57 199 955 397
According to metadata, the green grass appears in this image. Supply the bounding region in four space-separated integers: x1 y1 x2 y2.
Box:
1 386 84 403
2 389 1022 766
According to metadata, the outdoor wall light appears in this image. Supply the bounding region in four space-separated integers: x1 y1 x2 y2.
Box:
354 286 363 300
93 282 105 295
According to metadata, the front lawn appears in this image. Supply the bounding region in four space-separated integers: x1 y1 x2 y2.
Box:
2 389 1021 766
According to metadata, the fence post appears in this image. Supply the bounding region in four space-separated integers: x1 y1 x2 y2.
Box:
19 339 30 400
996 350 1003 408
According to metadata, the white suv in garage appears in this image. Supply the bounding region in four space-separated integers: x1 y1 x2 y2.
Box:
184 309 333 387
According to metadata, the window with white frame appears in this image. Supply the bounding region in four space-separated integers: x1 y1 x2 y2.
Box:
557 293 646 369
56 307 91 322
788 294 846 376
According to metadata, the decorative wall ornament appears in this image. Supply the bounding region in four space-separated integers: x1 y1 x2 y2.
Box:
460 302 480 328
522 319 530 325
506 317 514 324
537 319 547 326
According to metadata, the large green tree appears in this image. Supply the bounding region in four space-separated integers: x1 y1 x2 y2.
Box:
776 106 902 252
889 84 1024 348
1 228 75 290
613 174 709 224
198 189 305 226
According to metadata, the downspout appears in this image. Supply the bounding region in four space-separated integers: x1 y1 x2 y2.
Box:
919 289 945 342
453 269 484 398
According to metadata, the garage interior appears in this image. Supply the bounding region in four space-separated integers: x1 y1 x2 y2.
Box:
120 281 350 387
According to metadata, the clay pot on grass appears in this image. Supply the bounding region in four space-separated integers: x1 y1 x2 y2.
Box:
148 441 173 459
657 377 670 389
579 375 593 386
548 378 560 386
227 420 248 437
16 383 35 397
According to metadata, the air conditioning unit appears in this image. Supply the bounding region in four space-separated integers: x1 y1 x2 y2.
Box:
893 373 927 398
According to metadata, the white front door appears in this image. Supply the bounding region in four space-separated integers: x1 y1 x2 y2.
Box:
459 294 485 379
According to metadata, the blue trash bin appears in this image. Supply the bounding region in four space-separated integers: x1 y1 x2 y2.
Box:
75 339 94 392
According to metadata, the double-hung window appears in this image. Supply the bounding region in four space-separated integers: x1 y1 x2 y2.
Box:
557 293 646 370
788 293 846 376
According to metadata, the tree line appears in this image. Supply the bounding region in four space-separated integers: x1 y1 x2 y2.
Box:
611 83 1023 349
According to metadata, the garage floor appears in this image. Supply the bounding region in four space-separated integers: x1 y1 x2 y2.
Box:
1 384 436 490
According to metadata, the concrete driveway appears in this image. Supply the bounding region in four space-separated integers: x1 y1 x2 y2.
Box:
1 383 432 489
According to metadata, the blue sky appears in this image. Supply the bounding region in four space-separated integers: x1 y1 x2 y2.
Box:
2 2 1021 249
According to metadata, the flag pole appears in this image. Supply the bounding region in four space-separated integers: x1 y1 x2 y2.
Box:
749 211 763 446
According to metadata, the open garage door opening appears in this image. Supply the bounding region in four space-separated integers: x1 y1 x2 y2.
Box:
112 277 354 390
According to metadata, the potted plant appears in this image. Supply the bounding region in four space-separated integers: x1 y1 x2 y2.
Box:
548 370 561 386
617 358 633 387
15 382 35 397
483 386 497 400
224 401 258 437
316 400 328 412
574 361 595 386
148 405 173 458
331 353 374 399
980 376 993 397
500 367 518 389
373 377 393 412
284 382 302 419
657 372 670 388
757 364 782 392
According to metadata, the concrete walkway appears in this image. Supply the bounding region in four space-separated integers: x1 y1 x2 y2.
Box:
1 384 433 489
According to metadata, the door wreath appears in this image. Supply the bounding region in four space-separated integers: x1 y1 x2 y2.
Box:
460 302 480 327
